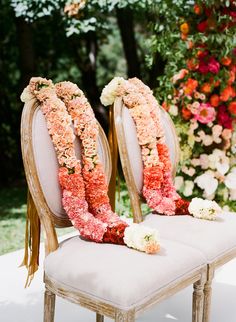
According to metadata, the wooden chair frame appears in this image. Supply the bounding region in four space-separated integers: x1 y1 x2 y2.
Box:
113 97 236 322
21 98 206 322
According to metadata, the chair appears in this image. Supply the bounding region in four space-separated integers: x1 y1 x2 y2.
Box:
21 98 207 322
113 97 236 322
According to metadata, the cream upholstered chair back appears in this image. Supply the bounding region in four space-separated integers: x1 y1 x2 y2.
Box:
21 99 112 251
113 97 180 222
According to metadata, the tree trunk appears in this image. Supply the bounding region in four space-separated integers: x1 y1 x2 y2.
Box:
16 17 35 93
116 7 141 78
148 51 166 89
70 32 108 131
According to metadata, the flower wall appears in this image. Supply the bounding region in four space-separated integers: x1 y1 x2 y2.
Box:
159 1 236 211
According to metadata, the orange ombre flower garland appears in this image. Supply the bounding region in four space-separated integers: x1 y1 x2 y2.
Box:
21 77 161 253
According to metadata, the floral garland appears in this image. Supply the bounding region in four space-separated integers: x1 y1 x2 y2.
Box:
101 77 222 220
21 77 160 253
101 77 189 215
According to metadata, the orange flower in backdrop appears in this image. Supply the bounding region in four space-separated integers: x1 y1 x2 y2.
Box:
228 101 236 114
210 94 220 107
194 4 202 15
221 57 232 66
220 86 234 101
201 83 212 94
184 78 198 95
180 22 190 35
228 70 235 84
182 107 192 120
214 79 221 87
187 58 199 70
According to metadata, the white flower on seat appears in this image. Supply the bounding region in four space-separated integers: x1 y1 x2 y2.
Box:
124 224 161 254
188 197 221 220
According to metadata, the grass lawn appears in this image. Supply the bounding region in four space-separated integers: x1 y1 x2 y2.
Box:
0 185 73 256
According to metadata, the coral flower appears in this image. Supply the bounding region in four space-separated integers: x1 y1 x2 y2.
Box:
221 57 232 66
193 103 216 124
187 58 199 71
180 22 189 35
220 86 234 102
182 107 192 120
184 78 198 95
172 69 189 83
201 83 212 94
194 4 202 15
210 94 220 107
228 101 236 115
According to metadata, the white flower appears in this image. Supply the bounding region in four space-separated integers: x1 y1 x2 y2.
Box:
124 224 160 254
188 197 221 220
169 104 178 116
183 180 194 197
174 176 184 190
100 77 125 106
20 85 34 103
194 171 218 198
229 189 236 201
225 167 236 189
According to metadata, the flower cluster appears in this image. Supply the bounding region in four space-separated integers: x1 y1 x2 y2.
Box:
22 77 160 253
189 197 221 221
163 2 236 211
124 224 160 254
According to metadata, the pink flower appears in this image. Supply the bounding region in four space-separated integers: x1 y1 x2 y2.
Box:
208 57 220 74
193 103 216 124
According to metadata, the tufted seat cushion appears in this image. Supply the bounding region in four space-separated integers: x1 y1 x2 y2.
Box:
44 236 205 310
142 213 236 263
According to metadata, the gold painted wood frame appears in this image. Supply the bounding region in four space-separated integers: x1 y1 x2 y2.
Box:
112 97 236 322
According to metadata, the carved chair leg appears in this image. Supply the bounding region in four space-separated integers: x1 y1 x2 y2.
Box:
192 275 206 322
96 313 104 322
115 310 135 322
203 270 214 322
44 287 56 322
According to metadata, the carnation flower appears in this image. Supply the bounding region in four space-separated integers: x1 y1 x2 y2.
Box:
100 77 125 106
124 224 160 254
20 86 35 103
188 197 221 220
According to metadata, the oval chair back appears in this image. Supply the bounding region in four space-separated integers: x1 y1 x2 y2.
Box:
113 97 180 223
21 98 112 254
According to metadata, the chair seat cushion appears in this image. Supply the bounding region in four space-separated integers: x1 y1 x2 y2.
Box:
142 212 236 262
44 235 205 310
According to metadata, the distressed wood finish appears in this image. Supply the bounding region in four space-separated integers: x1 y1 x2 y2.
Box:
113 97 236 322
115 310 135 322
96 313 104 322
193 276 206 322
44 287 56 322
